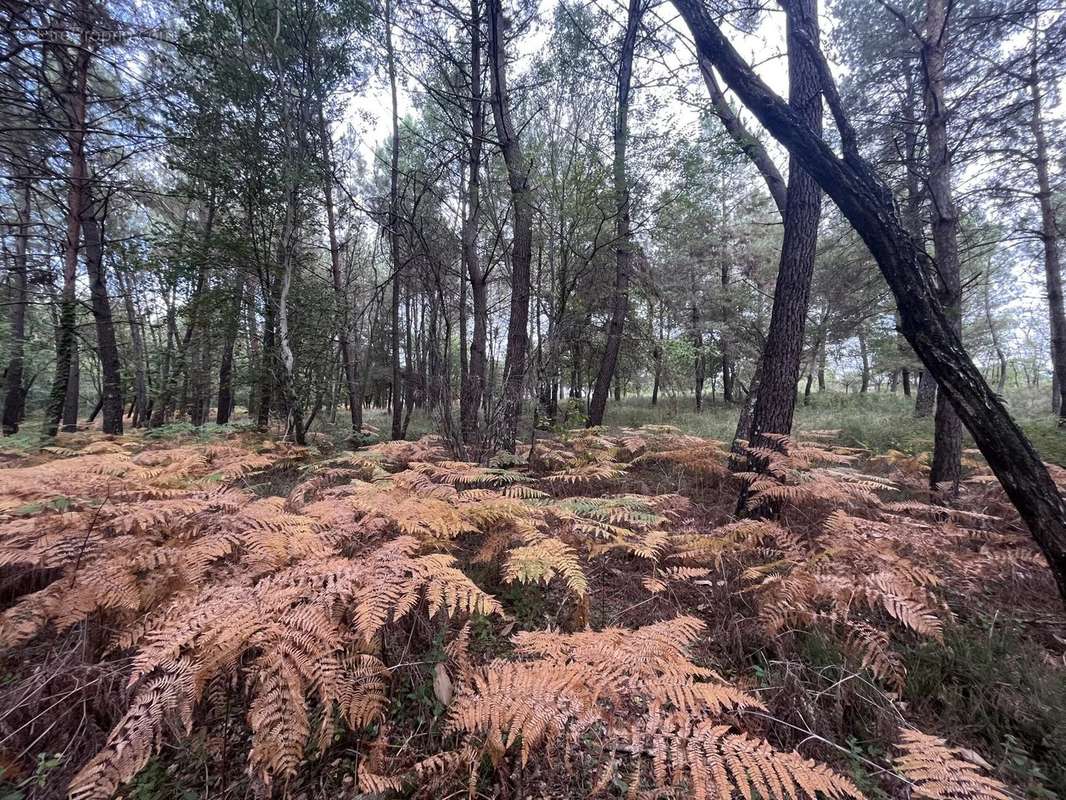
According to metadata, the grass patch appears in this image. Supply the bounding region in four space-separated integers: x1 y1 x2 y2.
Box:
902 617 1066 798
600 388 1066 464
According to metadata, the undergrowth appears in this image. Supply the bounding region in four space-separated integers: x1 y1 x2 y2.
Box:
0 421 1061 799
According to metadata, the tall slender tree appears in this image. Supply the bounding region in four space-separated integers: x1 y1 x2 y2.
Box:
588 0 645 427
487 0 533 451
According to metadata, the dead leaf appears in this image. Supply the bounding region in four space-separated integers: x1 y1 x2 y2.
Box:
433 663 453 706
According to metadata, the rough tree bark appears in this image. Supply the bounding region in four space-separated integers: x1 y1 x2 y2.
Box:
62 337 80 433
461 0 488 448
923 0 963 493
745 0 822 450
588 0 643 427
487 0 533 451
672 0 1066 602
81 191 124 434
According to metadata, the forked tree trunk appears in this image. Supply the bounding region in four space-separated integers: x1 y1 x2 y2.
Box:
488 0 533 452
983 275 1008 395
700 60 786 216
588 0 643 427
673 0 1066 601
746 0 822 449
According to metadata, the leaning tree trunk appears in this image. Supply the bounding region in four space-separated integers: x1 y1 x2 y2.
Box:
81 192 124 435
1029 33 1066 422
2 175 30 435
923 0 962 494
488 0 534 452
701 60 787 216
673 0 1066 602
745 0 822 450
588 0 643 427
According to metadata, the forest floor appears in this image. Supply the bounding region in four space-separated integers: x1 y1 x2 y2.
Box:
1 393 1065 800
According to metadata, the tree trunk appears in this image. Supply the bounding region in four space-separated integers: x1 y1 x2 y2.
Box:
983 272 1008 395
461 0 488 448
318 104 362 432
858 327 870 393
488 0 533 452
923 0 963 494
387 0 404 441
257 283 276 431
215 279 243 425
152 203 214 428
673 0 1066 601
914 370 936 415
692 302 705 412
62 337 80 432
700 59 787 215
1029 31 1066 422
81 192 124 434
42 27 90 441
2 175 30 435
277 215 304 444
115 266 148 427
588 0 643 427
746 0 822 449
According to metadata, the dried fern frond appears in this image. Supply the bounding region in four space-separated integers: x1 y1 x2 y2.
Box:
541 461 627 486
632 441 731 480
639 714 865 800
69 658 197 800
504 536 588 596
893 730 1011 800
